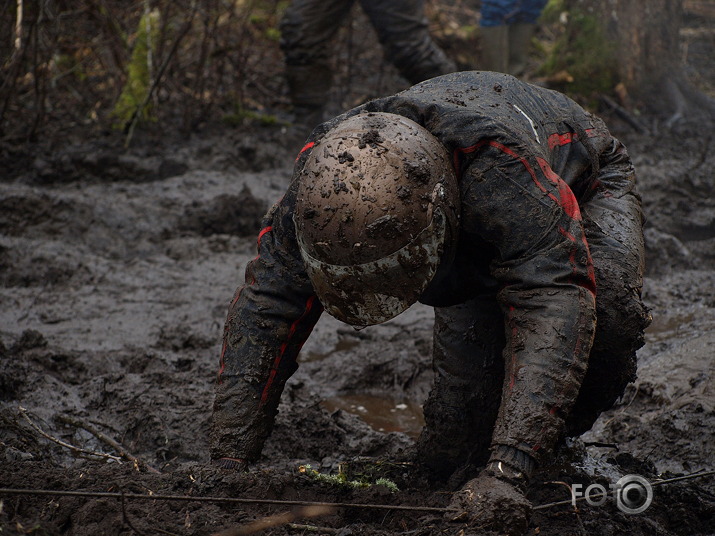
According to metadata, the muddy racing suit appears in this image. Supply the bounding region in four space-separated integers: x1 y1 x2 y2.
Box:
211 72 650 479
280 0 455 124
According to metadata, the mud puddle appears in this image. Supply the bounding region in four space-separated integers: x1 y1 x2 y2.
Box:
321 394 425 438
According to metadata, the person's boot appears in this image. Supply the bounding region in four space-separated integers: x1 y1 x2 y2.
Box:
507 22 537 77
480 25 509 73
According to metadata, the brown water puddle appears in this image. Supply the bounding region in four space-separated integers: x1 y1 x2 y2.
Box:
321 394 425 438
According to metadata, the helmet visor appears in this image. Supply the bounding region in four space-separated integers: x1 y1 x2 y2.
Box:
297 209 446 327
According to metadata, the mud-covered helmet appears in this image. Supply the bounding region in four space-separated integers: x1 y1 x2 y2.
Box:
294 112 459 327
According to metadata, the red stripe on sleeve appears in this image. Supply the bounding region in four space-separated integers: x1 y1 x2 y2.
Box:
260 294 318 405
218 225 274 383
547 128 596 149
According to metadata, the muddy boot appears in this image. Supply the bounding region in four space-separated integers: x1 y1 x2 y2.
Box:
507 22 536 77
480 25 508 73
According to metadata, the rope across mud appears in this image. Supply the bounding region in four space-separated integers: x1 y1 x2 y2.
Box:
1 469 712 511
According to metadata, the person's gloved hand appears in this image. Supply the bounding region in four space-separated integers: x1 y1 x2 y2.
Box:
212 457 248 472
446 472 532 536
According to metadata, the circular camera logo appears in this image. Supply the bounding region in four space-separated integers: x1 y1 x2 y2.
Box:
615 475 653 514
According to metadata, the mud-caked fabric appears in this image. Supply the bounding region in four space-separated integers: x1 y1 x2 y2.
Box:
279 0 455 110
565 138 650 435
454 136 597 467
417 137 648 474
480 0 548 27
211 71 647 467
416 295 505 480
210 174 323 462
351 71 645 465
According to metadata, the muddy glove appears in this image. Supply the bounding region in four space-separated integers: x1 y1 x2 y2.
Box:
446 473 531 535
212 457 249 472
446 446 536 536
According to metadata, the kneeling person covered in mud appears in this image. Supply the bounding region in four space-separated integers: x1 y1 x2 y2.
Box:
211 71 650 535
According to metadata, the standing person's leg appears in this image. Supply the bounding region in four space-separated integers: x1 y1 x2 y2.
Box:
416 294 505 482
506 0 547 76
566 139 651 435
479 0 514 72
360 0 455 84
280 0 355 129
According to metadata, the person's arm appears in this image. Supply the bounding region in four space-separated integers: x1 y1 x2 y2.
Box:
210 174 323 464
447 139 597 533
459 139 597 474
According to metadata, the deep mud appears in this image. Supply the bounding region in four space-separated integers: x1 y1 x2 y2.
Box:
1 113 714 535
2 13 715 536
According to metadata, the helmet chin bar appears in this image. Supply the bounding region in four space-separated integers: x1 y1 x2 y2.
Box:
297 207 447 327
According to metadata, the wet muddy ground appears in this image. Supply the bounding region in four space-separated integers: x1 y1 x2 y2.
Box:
1 110 714 535
2 8 715 536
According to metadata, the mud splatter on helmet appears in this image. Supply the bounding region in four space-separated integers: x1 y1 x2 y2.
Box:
294 112 459 326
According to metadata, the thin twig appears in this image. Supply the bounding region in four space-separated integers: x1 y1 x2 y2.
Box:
546 480 577 511
600 94 650 134
651 469 715 487
543 480 586 532
56 414 160 474
14 0 23 50
287 523 338 534
18 406 123 463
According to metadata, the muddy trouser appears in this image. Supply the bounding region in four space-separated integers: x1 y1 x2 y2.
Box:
416 140 650 479
280 0 455 112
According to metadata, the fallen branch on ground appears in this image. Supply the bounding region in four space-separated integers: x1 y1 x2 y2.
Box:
56 414 160 474
18 406 122 463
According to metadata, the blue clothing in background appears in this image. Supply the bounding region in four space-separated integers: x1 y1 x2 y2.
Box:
480 0 548 27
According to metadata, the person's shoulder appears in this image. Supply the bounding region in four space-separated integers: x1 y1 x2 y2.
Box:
410 70 512 91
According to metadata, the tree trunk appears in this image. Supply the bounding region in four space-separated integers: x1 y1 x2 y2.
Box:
570 0 715 124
